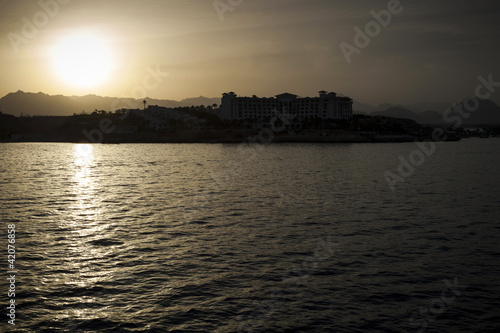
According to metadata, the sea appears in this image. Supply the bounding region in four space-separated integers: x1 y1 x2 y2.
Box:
1 139 499 332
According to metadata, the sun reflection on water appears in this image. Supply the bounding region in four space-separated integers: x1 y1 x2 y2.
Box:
72 144 99 210
62 145 116 324
74 143 94 166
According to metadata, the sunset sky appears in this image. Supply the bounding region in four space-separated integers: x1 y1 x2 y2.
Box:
1 0 499 106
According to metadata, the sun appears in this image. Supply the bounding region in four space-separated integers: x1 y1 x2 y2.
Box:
51 31 114 88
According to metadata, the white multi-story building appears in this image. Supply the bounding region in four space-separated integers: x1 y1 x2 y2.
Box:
219 91 353 120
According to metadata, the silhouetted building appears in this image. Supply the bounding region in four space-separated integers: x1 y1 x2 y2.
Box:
219 91 353 120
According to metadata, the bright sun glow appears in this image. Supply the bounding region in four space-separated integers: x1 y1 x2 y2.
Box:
74 144 94 166
51 32 113 88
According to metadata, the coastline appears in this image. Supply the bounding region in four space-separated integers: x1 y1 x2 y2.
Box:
1 132 456 144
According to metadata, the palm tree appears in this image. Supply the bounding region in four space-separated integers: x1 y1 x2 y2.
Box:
143 100 146 110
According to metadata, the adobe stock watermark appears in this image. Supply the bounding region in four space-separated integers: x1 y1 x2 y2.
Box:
81 64 169 143
6 224 17 326
385 73 499 192
213 0 243 22
7 0 71 54
340 0 409 64
405 278 466 333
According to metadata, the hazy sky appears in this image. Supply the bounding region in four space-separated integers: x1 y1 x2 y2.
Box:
1 0 499 106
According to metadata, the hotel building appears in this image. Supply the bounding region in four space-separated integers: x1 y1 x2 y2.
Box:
219 91 353 120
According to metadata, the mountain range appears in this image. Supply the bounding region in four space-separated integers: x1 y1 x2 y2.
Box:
1 91 499 125
0 91 220 117
362 100 500 125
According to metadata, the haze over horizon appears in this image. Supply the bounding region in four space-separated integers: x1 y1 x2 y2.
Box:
1 0 499 106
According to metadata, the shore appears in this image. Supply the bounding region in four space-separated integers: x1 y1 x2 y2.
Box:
2 130 457 144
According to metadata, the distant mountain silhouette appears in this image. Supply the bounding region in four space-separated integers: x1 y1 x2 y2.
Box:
408 102 452 114
353 101 420 113
456 98 500 125
353 101 453 114
370 107 437 124
352 100 378 113
179 96 221 108
418 110 446 124
370 99 500 125
2 91 498 124
371 107 428 123
0 91 221 117
0 92 81 117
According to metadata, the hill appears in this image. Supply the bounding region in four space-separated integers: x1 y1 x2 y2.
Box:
353 100 453 115
0 91 221 117
370 99 500 125
370 107 442 124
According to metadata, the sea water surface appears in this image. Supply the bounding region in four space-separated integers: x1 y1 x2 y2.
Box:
1 140 500 332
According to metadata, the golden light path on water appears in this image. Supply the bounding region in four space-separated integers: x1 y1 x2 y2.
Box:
56 144 115 325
